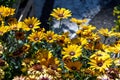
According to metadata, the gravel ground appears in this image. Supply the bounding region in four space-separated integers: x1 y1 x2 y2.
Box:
89 1 119 29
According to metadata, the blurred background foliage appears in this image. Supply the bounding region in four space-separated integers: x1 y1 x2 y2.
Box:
0 0 16 7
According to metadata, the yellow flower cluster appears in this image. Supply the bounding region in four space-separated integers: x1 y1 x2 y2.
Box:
0 6 120 80
0 6 15 17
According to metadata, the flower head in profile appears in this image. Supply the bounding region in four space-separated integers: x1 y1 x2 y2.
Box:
21 44 30 52
97 28 113 37
21 17 41 31
88 58 112 73
9 22 22 31
70 17 87 25
90 50 110 60
71 37 87 46
62 44 82 59
0 58 8 69
76 25 96 37
7 17 17 25
35 49 60 71
50 8 72 20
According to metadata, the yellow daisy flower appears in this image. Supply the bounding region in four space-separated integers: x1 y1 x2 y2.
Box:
56 32 71 46
70 17 87 25
9 21 22 31
64 72 74 79
79 25 96 31
90 50 110 60
22 17 41 31
71 37 88 46
64 60 82 71
21 58 34 72
44 31 58 43
21 44 30 52
28 31 44 43
0 58 8 69
113 32 120 37
50 8 72 20
113 44 120 54
35 49 60 71
0 6 15 17
82 68 96 76
105 44 120 55
7 17 17 25
76 25 96 37
62 44 82 59
0 26 9 36
98 28 113 37
0 6 4 15
86 33 101 42
88 58 112 73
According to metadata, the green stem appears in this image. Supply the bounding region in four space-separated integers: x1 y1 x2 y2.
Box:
59 19 63 34
59 19 62 29
82 54 90 60
104 36 108 44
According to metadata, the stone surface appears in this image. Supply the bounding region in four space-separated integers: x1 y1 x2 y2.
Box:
89 7 116 29
34 0 111 19
89 0 120 29
33 0 113 38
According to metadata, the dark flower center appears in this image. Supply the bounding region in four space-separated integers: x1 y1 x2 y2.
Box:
15 32 24 40
71 66 77 70
0 59 5 66
0 31 3 35
48 36 52 40
77 23 82 25
29 24 33 28
12 49 23 57
97 54 102 56
13 26 17 30
22 46 27 50
34 37 39 41
59 40 64 43
58 14 64 17
97 61 103 67
41 77 49 80
69 51 75 56
32 64 43 71
16 32 23 37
